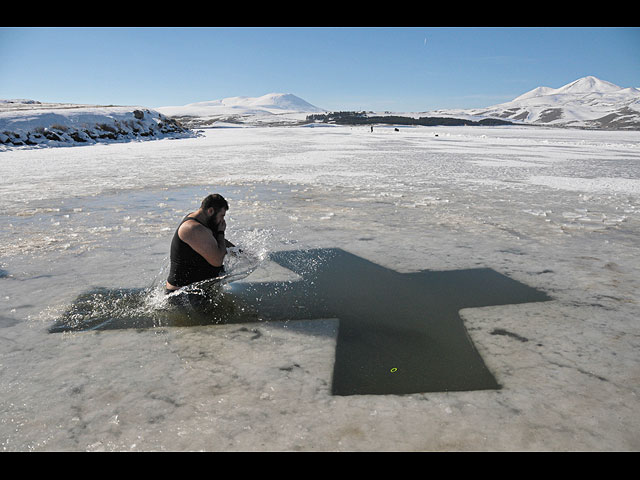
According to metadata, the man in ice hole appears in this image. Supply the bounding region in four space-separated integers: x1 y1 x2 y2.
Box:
165 194 235 294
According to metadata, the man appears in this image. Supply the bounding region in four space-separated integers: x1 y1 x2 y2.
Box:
165 193 234 293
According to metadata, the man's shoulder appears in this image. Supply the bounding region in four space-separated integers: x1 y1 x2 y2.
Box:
178 217 210 240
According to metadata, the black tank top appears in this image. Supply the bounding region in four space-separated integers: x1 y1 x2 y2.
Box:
167 215 224 288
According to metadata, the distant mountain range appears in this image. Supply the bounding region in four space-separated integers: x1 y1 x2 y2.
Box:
2 76 638 149
156 77 640 130
426 76 640 130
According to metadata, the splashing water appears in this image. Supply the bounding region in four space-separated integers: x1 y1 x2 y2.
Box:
49 227 277 333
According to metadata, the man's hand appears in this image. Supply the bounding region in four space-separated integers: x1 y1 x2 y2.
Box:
179 221 226 267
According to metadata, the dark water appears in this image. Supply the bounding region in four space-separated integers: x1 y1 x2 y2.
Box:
49 248 551 396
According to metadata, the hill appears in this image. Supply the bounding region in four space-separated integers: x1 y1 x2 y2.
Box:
157 93 325 128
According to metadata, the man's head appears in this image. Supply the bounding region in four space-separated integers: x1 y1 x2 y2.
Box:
201 193 229 229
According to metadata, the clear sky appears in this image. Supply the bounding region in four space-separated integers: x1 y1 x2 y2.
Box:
1 27 638 112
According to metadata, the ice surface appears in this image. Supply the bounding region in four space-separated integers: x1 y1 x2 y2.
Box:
1 125 639 450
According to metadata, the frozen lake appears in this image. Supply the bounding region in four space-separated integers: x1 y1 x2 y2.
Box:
1 125 639 450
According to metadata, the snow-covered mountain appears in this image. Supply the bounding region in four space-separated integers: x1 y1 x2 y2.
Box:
157 93 326 127
429 76 640 130
0 100 196 148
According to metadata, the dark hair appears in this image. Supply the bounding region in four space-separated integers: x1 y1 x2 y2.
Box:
201 193 229 212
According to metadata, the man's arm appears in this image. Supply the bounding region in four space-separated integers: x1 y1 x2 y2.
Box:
179 222 227 267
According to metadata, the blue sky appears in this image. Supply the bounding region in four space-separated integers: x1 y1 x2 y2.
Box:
1 27 638 112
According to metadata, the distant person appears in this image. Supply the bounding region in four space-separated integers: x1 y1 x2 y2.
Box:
165 193 235 294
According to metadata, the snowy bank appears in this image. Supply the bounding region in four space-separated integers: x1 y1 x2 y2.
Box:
0 100 198 149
